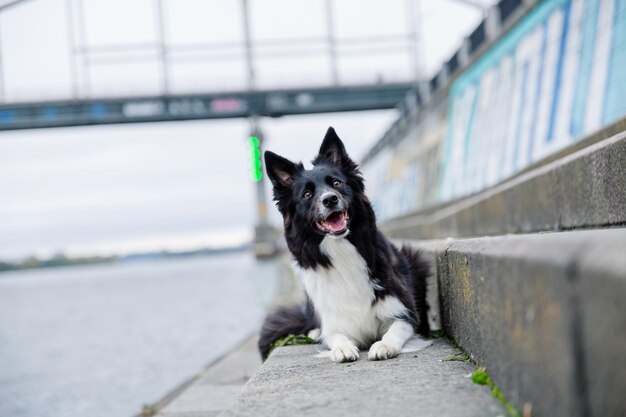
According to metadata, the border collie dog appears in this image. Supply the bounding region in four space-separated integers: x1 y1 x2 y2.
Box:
258 127 429 363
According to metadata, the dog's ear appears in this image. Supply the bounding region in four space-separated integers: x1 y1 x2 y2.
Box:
315 127 351 165
265 151 298 188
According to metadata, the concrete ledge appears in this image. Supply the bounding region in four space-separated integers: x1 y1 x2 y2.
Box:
155 336 262 417
222 340 505 417
383 131 626 239
403 228 626 417
578 239 626 417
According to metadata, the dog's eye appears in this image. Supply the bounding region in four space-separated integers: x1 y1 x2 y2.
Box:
302 191 312 200
333 180 342 187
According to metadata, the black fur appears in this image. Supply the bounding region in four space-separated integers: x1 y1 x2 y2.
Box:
259 127 430 359
258 298 318 360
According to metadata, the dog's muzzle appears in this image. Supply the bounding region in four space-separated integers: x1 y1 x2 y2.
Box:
314 192 349 235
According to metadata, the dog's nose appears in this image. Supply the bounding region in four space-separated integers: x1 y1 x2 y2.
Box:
322 194 339 208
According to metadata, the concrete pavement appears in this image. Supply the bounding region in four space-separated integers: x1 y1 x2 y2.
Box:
222 339 505 417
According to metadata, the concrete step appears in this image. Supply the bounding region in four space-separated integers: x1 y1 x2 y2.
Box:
383 128 626 239
406 228 626 417
221 339 506 417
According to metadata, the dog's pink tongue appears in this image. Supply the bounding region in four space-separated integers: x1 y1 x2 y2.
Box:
326 215 346 232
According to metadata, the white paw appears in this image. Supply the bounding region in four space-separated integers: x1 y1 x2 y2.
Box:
368 341 399 361
307 328 321 340
330 343 359 363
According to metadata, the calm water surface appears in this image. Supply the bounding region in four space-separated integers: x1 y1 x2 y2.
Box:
0 252 278 417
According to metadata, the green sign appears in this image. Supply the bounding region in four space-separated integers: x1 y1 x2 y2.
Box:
247 136 262 182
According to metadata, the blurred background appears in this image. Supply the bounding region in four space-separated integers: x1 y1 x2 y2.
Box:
0 1 492 417
0 0 489 262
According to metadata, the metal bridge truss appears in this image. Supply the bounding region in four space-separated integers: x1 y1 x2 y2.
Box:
0 0 425 130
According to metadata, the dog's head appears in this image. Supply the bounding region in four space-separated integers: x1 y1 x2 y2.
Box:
264 127 365 240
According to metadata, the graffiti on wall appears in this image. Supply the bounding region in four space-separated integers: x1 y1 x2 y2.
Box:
364 103 446 221
440 0 626 200
364 0 626 222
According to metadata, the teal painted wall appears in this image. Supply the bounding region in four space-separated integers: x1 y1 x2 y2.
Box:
365 0 626 221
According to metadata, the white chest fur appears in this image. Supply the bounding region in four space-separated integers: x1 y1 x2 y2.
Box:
296 236 382 348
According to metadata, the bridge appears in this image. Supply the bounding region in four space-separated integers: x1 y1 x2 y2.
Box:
0 0 433 130
0 83 413 130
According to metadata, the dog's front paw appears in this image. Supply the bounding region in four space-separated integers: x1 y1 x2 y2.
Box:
368 341 399 361
330 343 359 363
307 328 321 340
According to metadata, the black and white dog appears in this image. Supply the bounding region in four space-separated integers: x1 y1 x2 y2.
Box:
258 127 429 363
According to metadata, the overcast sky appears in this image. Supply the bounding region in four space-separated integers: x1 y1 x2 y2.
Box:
0 0 490 260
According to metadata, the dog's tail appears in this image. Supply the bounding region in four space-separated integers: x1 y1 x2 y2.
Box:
400 245 430 337
258 300 318 360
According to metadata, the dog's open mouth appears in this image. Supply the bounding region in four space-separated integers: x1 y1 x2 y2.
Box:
315 210 349 235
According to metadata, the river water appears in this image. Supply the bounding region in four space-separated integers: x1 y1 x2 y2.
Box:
0 252 278 417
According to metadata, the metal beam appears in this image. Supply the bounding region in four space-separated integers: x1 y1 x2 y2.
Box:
0 83 412 131
325 0 339 85
241 0 256 92
0 0 33 12
153 0 169 94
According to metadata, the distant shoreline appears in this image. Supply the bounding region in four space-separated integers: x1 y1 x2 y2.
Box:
0 245 251 273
